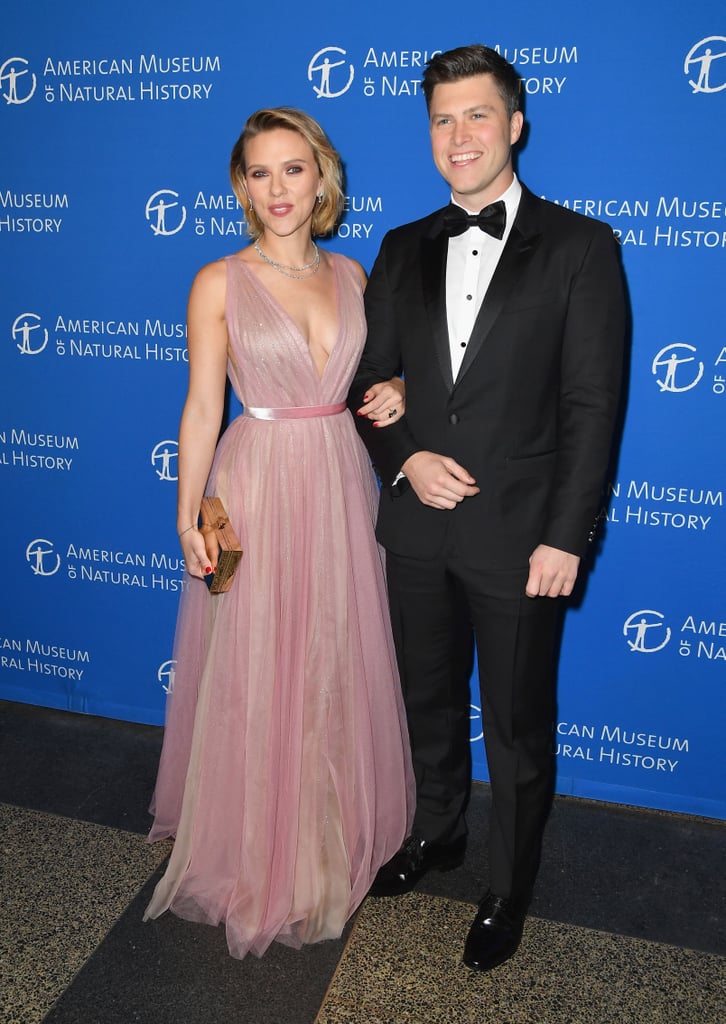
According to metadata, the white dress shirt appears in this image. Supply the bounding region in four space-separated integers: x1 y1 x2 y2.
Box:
446 176 522 380
392 177 522 486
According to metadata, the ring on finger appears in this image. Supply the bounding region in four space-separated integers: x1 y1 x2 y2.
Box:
388 407 397 419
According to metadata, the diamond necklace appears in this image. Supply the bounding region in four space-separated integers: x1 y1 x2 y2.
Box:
254 239 320 279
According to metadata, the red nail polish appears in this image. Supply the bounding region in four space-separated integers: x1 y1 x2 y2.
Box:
205 566 212 574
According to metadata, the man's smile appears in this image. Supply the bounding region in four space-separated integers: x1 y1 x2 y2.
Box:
449 151 481 164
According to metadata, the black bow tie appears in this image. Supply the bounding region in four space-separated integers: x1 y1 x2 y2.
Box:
442 200 506 239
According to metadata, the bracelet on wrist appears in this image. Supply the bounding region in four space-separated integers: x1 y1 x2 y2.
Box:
178 524 196 538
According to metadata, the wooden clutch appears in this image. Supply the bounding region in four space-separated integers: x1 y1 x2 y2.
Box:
199 496 243 593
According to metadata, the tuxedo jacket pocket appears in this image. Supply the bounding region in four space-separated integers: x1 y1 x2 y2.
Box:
497 451 557 546
503 450 557 477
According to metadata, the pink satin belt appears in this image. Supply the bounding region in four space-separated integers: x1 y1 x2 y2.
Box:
244 402 347 420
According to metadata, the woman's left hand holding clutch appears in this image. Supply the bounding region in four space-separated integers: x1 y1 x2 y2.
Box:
179 526 216 581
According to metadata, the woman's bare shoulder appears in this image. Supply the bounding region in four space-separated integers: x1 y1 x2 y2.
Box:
190 252 245 298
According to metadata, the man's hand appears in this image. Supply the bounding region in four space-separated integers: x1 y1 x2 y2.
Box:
526 544 580 598
402 451 479 510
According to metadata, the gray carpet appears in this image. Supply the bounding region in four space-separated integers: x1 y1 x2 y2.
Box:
1 700 724 1024
315 892 725 1023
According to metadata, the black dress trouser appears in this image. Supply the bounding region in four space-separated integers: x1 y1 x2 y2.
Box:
386 545 560 906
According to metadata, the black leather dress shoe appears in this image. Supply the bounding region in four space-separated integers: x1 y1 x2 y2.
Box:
368 834 466 897
462 892 525 971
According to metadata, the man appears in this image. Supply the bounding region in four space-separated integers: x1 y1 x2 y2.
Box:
349 44 625 971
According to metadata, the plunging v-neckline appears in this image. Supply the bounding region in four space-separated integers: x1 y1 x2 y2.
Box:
235 254 341 383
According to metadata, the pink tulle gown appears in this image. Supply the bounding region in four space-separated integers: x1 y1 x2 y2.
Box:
144 253 414 959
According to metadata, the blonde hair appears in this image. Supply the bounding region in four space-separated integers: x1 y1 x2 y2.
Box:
230 107 344 239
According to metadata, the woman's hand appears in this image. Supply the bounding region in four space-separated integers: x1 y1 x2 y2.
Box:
179 527 217 581
357 377 405 428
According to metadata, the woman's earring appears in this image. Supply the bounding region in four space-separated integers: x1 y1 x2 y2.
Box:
316 193 323 204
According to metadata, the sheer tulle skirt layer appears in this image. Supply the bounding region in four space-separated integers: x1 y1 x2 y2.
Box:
145 412 413 959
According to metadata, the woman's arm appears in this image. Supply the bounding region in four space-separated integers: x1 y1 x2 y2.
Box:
176 260 229 578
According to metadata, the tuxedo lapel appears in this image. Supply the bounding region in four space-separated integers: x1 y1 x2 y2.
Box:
455 189 543 386
420 221 454 393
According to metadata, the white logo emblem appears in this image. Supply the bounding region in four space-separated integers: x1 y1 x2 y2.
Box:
469 703 483 743
652 343 704 393
12 312 48 354
684 37 726 94
145 189 187 236
26 539 62 577
0 57 37 105
158 659 176 695
307 46 355 98
623 610 671 653
151 440 178 481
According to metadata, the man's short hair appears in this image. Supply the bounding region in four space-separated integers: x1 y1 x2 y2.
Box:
422 44 522 119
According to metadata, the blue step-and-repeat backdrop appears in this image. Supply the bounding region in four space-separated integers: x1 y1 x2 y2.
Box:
2 1 724 819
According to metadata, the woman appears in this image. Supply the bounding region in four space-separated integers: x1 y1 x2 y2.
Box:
144 108 414 959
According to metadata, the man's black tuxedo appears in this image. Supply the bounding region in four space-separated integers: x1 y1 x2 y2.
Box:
350 184 625 905
352 185 624 575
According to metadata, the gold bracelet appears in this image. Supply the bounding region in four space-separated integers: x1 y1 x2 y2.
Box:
178 525 196 537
